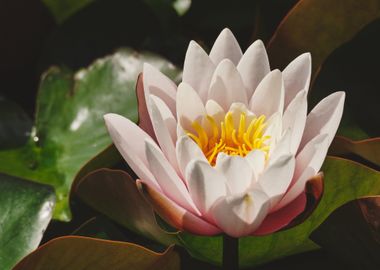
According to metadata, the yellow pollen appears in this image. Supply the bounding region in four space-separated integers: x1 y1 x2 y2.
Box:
186 112 271 166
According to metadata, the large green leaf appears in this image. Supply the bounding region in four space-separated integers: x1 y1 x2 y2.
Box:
12 236 180 270
267 0 380 75
0 174 55 270
178 157 380 267
0 49 180 221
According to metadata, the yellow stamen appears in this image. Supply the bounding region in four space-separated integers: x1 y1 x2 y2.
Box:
186 111 271 166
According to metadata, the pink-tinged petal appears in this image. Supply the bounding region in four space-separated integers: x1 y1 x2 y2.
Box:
211 189 271 237
148 95 179 171
257 154 295 209
176 82 206 132
137 180 221 235
276 134 329 210
143 63 177 115
249 70 285 118
208 59 248 109
237 40 270 99
104 114 160 189
283 53 311 108
136 74 155 139
245 150 266 180
176 136 207 178
183 41 215 101
300 91 345 150
254 172 323 235
253 192 306 235
186 160 227 219
145 140 200 215
209 28 243 65
264 112 283 150
215 154 253 194
282 90 307 154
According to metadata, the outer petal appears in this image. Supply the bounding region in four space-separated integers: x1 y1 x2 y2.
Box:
257 154 295 209
148 95 179 171
211 190 271 237
143 63 177 115
282 90 308 154
145 140 200 215
237 40 270 98
209 28 243 65
276 134 329 209
104 113 159 189
249 70 285 118
299 91 345 150
176 82 206 132
254 172 323 235
176 136 207 179
215 154 253 194
136 73 155 138
137 180 221 235
283 53 311 108
186 160 227 219
208 59 248 109
182 41 215 101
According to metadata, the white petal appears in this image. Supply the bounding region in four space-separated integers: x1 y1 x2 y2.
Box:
245 150 266 179
264 112 283 151
237 40 270 98
211 189 270 237
276 134 329 210
249 70 284 118
205 99 225 123
257 154 295 209
209 28 243 65
208 59 248 108
215 154 253 194
104 114 159 189
299 91 345 151
283 53 311 109
282 90 307 154
148 95 179 171
186 160 227 219
176 82 206 132
143 63 177 115
176 136 207 178
145 140 200 215
269 129 292 163
183 41 215 101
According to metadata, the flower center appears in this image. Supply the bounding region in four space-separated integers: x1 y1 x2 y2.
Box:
186 111 271 166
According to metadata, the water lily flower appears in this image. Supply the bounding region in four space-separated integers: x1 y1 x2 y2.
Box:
104 28 345 237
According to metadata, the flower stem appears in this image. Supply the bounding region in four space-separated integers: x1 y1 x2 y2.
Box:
223 234 239 270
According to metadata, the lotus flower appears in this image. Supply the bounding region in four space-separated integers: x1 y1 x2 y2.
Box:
104 28 345 237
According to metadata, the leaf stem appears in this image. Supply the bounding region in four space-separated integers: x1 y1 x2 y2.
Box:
223 234 239 270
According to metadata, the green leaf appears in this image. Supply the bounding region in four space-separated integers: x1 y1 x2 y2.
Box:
0 49 180 221
12 236 180 270
267 0 380 75
75 169 178 246
0 174 55 270
311 197 380 269
178 157 380 267
42 0 95 24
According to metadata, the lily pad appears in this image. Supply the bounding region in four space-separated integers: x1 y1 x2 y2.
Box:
75 169 177 246
12 236 180 270
267 0 380 75
0 49 180 221
178 157 380 267
0 174 55 270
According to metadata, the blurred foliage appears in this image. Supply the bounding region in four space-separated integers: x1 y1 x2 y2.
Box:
1 0 380 269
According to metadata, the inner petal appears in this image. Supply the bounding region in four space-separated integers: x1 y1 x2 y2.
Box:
186 105 271 166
